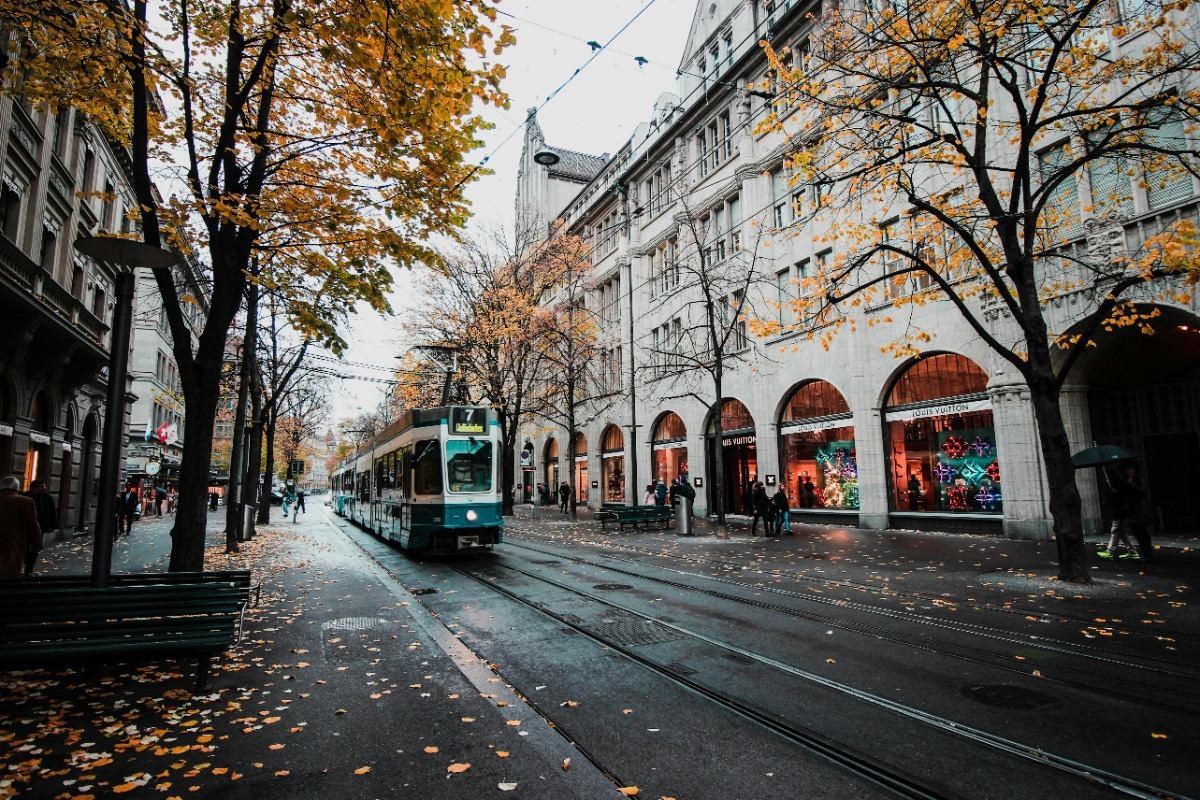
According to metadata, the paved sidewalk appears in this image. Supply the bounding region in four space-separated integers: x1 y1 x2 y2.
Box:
1 505 619 800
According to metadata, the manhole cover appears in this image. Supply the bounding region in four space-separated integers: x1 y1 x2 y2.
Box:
593 583 634 591
961 684 1062 711
581 611 688 647
321 617 389 631
410 587 439 596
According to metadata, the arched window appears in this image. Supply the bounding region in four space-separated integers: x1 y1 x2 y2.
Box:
601 425 624 452
707 398 754 433
778 381 857 510
883 354 1000 516
651 412 686 443
600 425 625 503
651 412 688 488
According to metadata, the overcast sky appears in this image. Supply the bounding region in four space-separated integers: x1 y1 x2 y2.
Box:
331 0 694 420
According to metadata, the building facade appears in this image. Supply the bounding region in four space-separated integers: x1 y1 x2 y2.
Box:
0 95 138 539
515 0 1200 539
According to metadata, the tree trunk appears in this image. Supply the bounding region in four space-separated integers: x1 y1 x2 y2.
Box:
1027 373 1091 583
499 409 516 516
224 295 256 550
168 376 221 571
258 411 277 525
244 389 264 539
712 367 726 526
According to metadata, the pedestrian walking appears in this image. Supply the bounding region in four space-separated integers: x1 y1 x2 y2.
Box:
167 488 177 513
208 490 219 511
25 479 58 572
118 482 139 537
1100 464 1145 560
750 482 770 536
297 489 307 514
642 483 655 506
283 483 296 519
558 481 570 513
155 486 166 516
772 485 791 536
0 476 41 577
654 479 668 507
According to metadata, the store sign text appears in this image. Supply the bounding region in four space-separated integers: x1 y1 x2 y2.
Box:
885 399 991 423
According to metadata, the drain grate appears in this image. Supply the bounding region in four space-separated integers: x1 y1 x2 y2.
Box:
410 587 439 596
581 611 688 647
593 583 634 591
961 684 1062 711
321 617 389 631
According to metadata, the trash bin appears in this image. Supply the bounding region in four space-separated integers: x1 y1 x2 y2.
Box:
675 496 693 535
243 503 256 531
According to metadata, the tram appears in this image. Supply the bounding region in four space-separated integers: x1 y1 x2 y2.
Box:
330 405 503 552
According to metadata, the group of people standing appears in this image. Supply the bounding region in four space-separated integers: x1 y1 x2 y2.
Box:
749 481 792 537
640 476 696 508
0 476 54 576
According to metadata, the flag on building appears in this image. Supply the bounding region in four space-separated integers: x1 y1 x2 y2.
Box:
155 420 170 444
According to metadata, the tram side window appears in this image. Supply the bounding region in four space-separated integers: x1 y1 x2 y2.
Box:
412 440 443 495
445 439 493 493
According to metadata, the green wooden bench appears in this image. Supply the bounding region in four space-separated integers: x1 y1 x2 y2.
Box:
1 570 260 607
599 505 675 530
0 575 255 690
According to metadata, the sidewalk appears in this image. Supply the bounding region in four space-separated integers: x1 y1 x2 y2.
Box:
0 505 618 800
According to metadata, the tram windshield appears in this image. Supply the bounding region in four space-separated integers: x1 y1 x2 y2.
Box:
445 438 493 493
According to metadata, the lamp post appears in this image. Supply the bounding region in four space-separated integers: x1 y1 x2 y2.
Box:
74 236 180 587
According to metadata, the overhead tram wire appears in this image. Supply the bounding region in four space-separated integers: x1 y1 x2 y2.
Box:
443 0 667 198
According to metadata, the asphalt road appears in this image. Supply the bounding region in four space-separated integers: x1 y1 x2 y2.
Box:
3 502 1197 799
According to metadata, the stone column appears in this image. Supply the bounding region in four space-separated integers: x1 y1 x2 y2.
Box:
854 405 890 530
988 379 1054 541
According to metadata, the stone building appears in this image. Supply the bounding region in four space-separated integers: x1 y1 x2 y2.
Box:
0 96 138 539
514 0 1200 539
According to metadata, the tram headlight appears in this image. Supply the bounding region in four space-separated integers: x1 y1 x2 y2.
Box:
465 509 478 522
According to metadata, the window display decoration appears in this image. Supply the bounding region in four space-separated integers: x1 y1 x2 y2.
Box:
814 444 859 509
935 429 1001 512
975 485 1001 510
932 460 957 483
940 435 968 459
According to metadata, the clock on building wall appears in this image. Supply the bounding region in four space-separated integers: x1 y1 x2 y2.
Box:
146 461 161 476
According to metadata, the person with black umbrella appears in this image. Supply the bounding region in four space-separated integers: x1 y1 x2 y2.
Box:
1099 463 1150 561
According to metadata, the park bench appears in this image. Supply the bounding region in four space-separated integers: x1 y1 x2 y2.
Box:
0 572 257 689
598 505 675 530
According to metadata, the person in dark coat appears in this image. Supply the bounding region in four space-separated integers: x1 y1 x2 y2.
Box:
2 476 42 576
24 479 56 575
558 481 571 513
155 486 166 516
772 486 791 536
118 482 139 537
750 482 771 536
654 479 668 506
1101 464 1147 560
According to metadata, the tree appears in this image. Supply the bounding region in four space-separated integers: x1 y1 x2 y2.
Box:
406 222 581 515
641 198 780 526
7 0 513 570
755 0 1199 581
527 230 605 520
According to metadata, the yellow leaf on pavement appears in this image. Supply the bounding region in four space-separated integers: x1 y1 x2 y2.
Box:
354 766 371 775
447 763 471 773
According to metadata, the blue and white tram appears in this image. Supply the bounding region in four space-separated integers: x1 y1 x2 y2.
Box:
330 405 503 552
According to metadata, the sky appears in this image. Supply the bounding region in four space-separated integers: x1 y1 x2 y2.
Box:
328 0 696 421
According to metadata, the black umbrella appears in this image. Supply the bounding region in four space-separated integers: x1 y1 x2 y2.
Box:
1070 444 1135 469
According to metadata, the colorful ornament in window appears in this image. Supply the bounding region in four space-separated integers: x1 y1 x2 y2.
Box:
975 485 1001 510
970 436 994 458
959 460 988 486
946 485 969 510
933 460 957 483
986 460 1001 483
941 435 968 459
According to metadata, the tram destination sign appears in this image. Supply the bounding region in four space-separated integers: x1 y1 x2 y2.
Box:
450 407 486 435
885 398 991 423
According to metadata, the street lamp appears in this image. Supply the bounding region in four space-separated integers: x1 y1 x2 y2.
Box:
74 235 180 587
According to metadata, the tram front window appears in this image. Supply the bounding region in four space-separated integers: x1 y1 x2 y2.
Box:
445 439 493 493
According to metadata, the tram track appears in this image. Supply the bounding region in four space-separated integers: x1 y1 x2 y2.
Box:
450 551 1194 800
508 529 1200 652
499 538 1200 714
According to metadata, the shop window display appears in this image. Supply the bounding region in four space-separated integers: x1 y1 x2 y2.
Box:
651 412 688 486
884 354 1000 515
778 382 858 510
601 425 625 503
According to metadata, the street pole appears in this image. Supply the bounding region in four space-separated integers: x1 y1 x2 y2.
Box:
626 259 638 507
74 237 180 587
